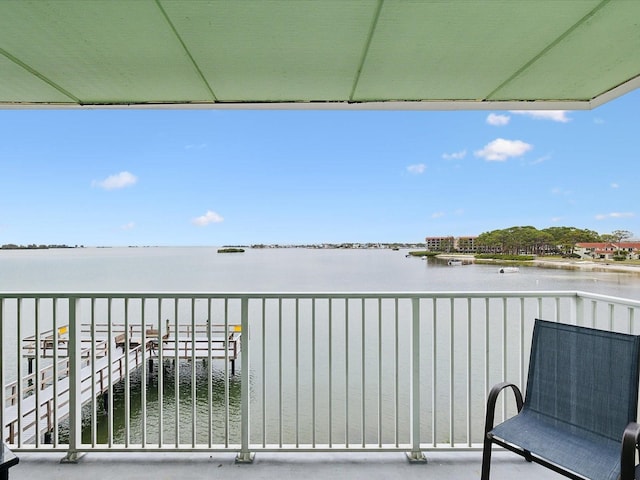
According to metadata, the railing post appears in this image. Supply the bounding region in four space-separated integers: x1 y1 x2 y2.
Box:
575 293 584 326
61 297 83 463
235 296 254 463
407 297 426 463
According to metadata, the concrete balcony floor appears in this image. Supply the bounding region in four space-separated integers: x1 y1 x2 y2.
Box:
10 450 562 480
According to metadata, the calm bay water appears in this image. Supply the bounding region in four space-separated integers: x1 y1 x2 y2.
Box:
1 245 639 296
2 247 639 445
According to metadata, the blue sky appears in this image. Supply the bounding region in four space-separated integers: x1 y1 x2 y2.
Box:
1 90 639 246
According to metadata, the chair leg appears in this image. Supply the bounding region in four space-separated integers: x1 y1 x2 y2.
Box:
481 437 493 480
621 422 640 480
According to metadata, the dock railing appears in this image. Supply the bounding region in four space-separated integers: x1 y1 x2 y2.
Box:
1 291 639 462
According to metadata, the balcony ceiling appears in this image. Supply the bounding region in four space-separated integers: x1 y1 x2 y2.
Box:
1 0 639 110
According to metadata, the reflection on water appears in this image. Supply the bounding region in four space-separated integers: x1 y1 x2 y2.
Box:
57 360 242 445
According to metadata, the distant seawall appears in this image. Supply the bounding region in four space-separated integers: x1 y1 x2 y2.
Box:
533 259 640 275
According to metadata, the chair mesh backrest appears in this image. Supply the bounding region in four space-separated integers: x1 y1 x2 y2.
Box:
525 319 640 441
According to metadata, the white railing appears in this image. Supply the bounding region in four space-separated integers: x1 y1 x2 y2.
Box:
1 291 639 462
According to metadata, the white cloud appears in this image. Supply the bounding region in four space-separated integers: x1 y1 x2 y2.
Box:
475 138 532 161
442 150 467 160
93 171 138 190
486 113 510 126
611 183 619 189
192 210 224 226
595 212 635 220
185 143 207 150
551 187 572 196
551 217 563 223
510 110 571 123
530 154 551 165
431 212 445 219
407 163 426 174
120 222 135 230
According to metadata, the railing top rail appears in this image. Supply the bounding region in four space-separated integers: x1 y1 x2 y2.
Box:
0 290 638 307
0 290 585 299
571 291 640 308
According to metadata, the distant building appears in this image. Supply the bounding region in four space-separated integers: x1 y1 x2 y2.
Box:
425 236 455 252
425 236 487 253
424 238 640 258
455 236 479 253
574 242 640 260
619 243 640 259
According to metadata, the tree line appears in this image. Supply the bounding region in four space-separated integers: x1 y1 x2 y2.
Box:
1 244 76 250
474 226 633 256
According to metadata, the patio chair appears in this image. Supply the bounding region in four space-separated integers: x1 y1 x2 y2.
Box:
0 442 19 480
481 319 640 480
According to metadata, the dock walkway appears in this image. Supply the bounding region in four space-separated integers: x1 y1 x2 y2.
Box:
5 323 241 443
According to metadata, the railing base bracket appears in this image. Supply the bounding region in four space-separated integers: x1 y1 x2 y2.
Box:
60 451 85 464
235 452 255 464
406 451 427 463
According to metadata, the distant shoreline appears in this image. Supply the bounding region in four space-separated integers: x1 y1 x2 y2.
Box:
531 259 640 275
437 254 640 276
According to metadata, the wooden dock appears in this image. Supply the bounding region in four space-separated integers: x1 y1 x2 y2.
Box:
5 322 241 444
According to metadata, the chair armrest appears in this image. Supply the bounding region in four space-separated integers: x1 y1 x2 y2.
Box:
621 421 640 480
484 382 524 435
0 443 19 473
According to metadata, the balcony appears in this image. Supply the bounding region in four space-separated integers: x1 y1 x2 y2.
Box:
2 291 639 478
10 450 562 480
